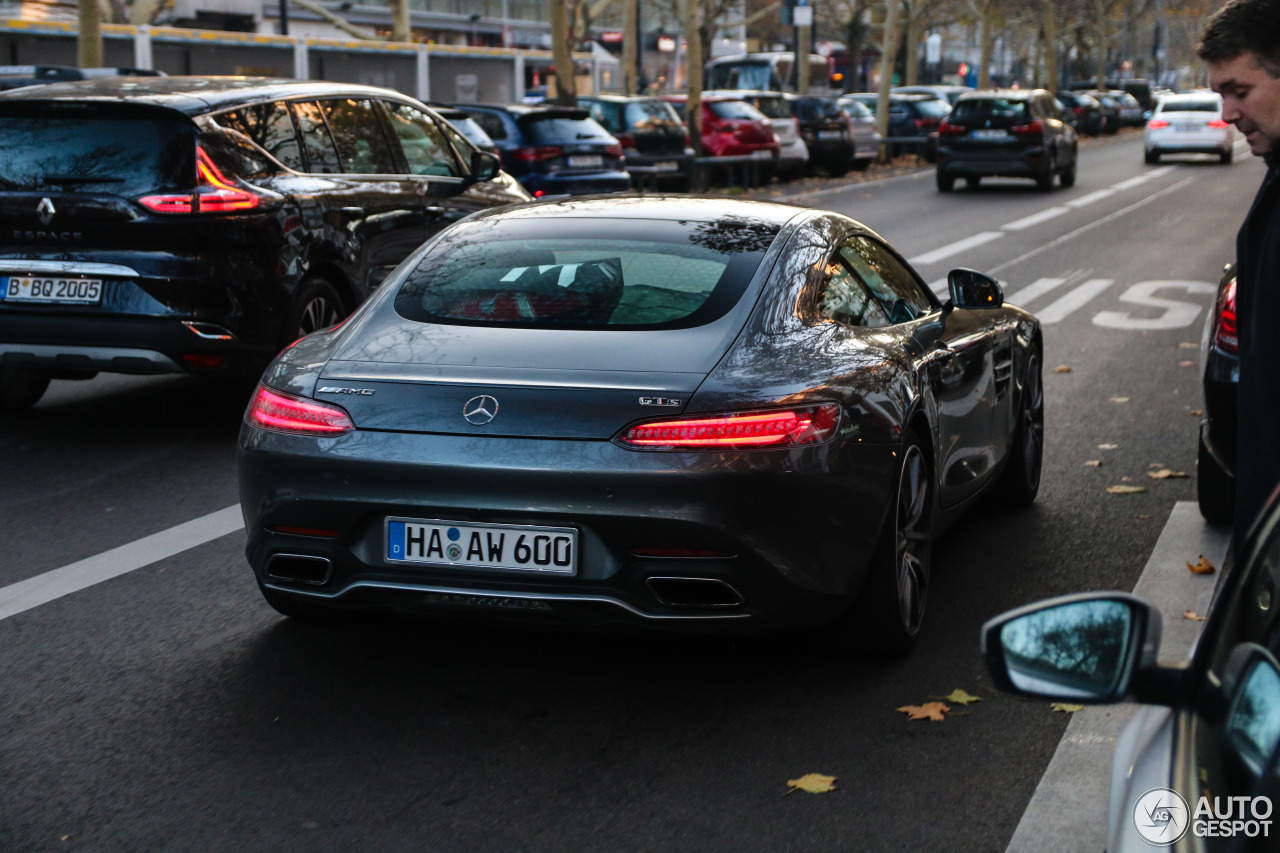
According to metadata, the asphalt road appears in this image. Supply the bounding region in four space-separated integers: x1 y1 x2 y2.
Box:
0 131 1260 852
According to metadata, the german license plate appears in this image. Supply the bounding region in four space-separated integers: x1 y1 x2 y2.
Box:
750 149 774 160
972 129 1008 140
818 130 843 140
386 517 577 574
568 154 603 168
1 276 102 304
1175 123 1201 132
653 161 678 172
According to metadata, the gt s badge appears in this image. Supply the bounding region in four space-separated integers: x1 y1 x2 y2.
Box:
639 397 681 407
317 386 375 396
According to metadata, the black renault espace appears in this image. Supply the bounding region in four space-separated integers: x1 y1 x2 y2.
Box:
0 76 529 412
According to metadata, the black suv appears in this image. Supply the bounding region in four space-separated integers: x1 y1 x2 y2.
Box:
0 77 528 412
788 94 855 176
936 89 1079 192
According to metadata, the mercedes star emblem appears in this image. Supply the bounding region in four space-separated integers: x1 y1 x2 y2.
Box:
463 395 500 425
36 197 56 226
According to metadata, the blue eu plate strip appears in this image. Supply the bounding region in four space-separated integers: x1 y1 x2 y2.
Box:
387 521 405 561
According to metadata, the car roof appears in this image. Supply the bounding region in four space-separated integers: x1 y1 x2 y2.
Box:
466 194 807 229
701 89 787 99
0 75 425 116
955 89 1041 102
454 102 589 118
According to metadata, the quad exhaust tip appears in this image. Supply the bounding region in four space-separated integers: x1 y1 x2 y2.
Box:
645 577 745 609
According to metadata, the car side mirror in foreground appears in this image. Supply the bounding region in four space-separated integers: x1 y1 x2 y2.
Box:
981 592 1165 704
948 267 1004 309
1221 643 1280 776
471 150 500 182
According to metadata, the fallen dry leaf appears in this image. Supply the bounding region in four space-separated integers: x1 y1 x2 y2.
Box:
1191 409 1203 416
1187 556 1217 575
786 773 837 795
1149 462 1166 468
1122 476 1133 481
1179 342 1199 349
897 702 950 721
1110 396 1131 403
1179 360 1196 367
1098 443 1119 451
1137 514 1152 519
1084 460 1102 467
1054 365 1073 373
1051 703 1085 713
1183 610 1206 622
934 689 982 706
1107 485 1148 495
1148 469 1190 480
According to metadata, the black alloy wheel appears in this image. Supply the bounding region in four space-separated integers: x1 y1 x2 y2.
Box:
1036 152 1057 191
282 277 345 349
1145 149 1160 165
936 171 955 192
1060 156 1077 187
996 354 1045 506
824 427 932 657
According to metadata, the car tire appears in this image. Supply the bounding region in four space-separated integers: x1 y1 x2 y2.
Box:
0 365 52 413
852 157 872 172
281 277 346 349
1145 149 1160 165
936 171 955 192
825 427 932 658
1220 149 1233 165
1060 158 1077 187
965 176 981 189
995 354 1044 507
1036 152 1057 191
1197 432 1235 524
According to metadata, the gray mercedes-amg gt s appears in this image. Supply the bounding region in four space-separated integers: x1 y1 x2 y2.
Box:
238 195 1043 656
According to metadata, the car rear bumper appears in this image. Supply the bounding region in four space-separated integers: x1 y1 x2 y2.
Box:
937 146 1045 178
238 423 898 632
1144 129 1232 154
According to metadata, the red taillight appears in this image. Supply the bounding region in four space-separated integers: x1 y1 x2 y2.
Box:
1208 119 1229 128
247 385 354 435
139 146 262 214
1074 106 1086 115
1147 118 1169 129
512 145 562 162
1215 279 1238 355
181 354 225 370
1010 120 1045 136
615 404 840 450
605 143 623 158
939 120 966 136
616 133 636 149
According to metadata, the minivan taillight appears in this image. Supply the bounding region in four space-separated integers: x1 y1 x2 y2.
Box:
1215 279 1238 355
247 385 354 435
615 404 839 450
139 146 262 214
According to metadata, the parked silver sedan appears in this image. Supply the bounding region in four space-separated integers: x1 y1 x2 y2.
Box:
838 96 882 170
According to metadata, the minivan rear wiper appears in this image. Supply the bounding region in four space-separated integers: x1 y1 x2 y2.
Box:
41 175 125 185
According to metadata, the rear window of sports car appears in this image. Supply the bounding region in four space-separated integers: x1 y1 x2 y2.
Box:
394 216 780 330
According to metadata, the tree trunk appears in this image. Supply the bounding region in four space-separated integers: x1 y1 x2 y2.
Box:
623 0 638 94
1095 0 1108 86
798 24 811 93
1043 2 1058 92
978 3 995 89
390 0 410 42
904 6 919 86
550 0 578 105
686 0 704 156
876 0 901 158
846 7 867 92
79 0 103 67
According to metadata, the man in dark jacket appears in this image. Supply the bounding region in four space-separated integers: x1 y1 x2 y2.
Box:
1197 0 1280 543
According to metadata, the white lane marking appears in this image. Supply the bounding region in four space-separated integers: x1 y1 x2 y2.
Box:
1111 175 1152 191
1034 279 1114 324
908 231 1004 265
1065 189 1115 208
1092 280 1219 330
1148 165 1177 178
1005 502 1230 853
1004 277 1067 306
0 505 244 621
1001 207 1069 231
989 177 1196 275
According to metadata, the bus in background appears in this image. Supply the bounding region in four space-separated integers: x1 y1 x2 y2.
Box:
705 52 833 94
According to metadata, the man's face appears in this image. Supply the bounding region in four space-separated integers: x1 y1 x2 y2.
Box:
1209 51 1280 156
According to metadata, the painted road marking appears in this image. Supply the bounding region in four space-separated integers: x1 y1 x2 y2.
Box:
1092 281 1218 330
1035 279 1114 324
1004 277 1067 306
1001 207 1070 231
1005 502 1230 853
907 231 1004 265
0 505 244 621
1065 189 1116 208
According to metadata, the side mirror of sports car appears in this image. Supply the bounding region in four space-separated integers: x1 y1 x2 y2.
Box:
948 268 1004 309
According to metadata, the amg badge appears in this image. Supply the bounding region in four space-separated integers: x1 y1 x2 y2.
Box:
317 386 375 396
639 397 681 407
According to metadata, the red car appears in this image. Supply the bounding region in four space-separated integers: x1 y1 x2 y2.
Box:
664 94 780 175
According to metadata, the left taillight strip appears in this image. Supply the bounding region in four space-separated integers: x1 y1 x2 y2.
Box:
248 386 354 436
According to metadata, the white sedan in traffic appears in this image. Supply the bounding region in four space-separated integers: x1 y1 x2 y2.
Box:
1144 93 1236 164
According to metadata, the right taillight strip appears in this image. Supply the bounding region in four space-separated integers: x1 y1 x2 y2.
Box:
615 403 840 451
139 145 261 214
248 385 354 436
